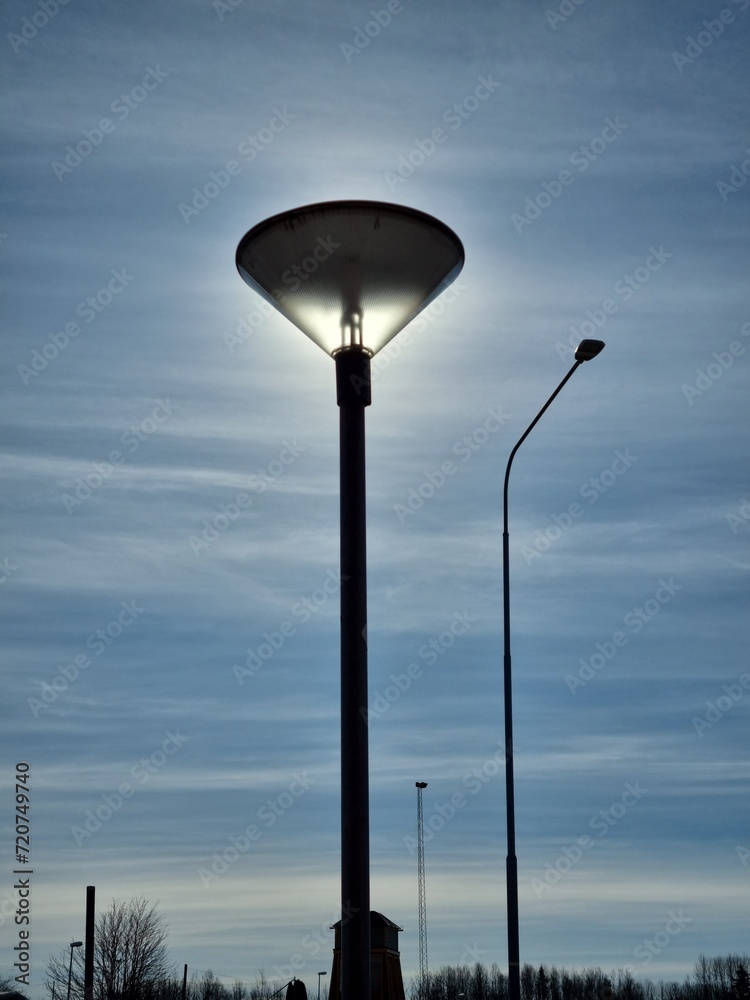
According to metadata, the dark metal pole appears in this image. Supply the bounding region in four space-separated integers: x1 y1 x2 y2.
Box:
84 886 95 1000
336 347 372 1000
181 964 188 1000
67 947 75 1000
502 361 581 1000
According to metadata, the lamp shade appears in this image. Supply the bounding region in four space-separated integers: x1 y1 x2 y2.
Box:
236 200 464 357
574 339 605 362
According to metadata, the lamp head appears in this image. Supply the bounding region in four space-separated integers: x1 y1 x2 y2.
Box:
70 942 83 948
236 200 464 357
416 781 428 788
574 339 605 362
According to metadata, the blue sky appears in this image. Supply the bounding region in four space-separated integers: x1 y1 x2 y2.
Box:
2 0 749 994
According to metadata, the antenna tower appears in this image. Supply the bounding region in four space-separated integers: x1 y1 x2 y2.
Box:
416 780 428 998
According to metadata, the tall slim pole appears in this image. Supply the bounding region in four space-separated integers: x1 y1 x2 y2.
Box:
502 360 583 1000
234 201 464 1000
84 886 95 1000
67 947 75 1000
416 781 428 999
336 347 372 1000
67 943 82 1000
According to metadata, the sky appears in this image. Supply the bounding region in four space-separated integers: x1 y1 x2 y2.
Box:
1 0 749 995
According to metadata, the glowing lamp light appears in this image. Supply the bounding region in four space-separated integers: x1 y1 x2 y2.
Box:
236 200 464 357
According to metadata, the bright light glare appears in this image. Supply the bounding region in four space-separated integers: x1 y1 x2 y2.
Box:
236 200 464 357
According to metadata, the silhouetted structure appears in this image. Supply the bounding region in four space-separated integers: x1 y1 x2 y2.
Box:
328 911 405 1000
285 980 307 1000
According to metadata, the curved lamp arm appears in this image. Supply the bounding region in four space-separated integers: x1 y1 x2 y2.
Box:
502 338 604 1000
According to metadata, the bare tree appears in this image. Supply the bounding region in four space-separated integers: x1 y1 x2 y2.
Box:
731 963 750 1000
45 897 172 1000
0 973 30 1000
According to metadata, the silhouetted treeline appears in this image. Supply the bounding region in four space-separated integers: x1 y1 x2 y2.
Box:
406 955 750 1000
124 969 324 1000
69 954 745 1000
27 950 749 1000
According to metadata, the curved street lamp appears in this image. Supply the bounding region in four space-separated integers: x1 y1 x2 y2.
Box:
67 941 83 1000
502 339 605 1000
237 201 464 1000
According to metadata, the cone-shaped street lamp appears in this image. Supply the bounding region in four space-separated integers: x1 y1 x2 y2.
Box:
236 201 464 1000
502 339 605 1000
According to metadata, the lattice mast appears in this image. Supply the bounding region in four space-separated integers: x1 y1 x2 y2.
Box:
416 781 428 998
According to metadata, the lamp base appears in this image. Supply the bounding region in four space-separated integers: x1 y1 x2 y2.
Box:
335 347 372 407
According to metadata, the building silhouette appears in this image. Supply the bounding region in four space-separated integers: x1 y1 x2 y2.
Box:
328 911 405 1000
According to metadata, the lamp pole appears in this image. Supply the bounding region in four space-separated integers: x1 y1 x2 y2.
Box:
67 941 83 1000
502 339 605 1000
318 970 327 1000
235 200 464 1000
336 345 372 990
